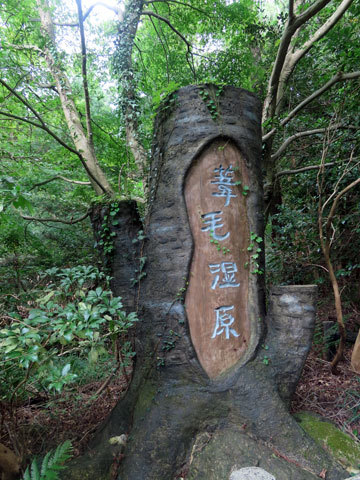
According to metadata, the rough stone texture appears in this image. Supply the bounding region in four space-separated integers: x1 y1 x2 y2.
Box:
230 467 276 480
66 86 348 480
90 201 142 311
144 84 266 368
187 425 321 480
266 285 318 406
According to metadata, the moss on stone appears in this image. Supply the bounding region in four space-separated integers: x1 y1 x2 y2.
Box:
133 379 157 420
294 411 360 473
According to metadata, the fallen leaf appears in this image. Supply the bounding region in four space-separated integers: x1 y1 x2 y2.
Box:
318 468 327 478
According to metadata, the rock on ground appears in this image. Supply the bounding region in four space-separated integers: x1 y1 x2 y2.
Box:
230 467 276 479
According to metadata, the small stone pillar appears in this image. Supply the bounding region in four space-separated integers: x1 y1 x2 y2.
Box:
266 285 318 405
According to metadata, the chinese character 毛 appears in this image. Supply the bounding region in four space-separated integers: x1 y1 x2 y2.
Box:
211 164 237 207
209 262 240 289
211 305 240 339
201 211 230 241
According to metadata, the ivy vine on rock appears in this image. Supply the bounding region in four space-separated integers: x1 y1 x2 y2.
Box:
198 85 224 122
246 231 263 275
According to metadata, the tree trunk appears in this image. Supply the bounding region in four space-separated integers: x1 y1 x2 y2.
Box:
66 86 347 480
37 0 115 197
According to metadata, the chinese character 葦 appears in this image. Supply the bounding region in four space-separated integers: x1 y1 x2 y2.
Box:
201 211 230 241
209 262 240 289
211 305 240 339
211 164 237 207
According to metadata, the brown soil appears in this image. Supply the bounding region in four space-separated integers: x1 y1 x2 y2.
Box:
0 373 130 466
291 299 360 440
1 306 360 473
291 347 360 440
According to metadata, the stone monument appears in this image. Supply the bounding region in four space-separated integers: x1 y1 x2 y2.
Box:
71 85 348 480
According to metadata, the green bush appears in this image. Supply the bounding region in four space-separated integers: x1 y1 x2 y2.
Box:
0 266 138 401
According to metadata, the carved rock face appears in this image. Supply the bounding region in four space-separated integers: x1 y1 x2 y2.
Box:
145 85 265 376
185 140 251 378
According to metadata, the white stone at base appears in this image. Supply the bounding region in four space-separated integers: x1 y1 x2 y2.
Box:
230 467 276 480
229 467 360 480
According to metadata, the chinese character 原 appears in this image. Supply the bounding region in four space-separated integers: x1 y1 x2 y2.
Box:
212 305 240 339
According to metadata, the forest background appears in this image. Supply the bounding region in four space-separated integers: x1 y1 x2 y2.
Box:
0 0 359 472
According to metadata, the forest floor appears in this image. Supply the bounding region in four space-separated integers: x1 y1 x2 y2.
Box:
291 299 360 442
291 347 360 440
1 300 360 467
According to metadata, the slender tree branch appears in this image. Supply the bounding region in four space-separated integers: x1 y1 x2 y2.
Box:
4 42 44 53
91 117 123 148
272 127 335 160
272 124 358 160
294 0 334 29
133 41 147 74
53 22 79 27
37 84 57 91
30 176 91 190
75 0 94 144
141 11 191 52
148 15 170 83
0 108 107 195
303 263 329 273
317 147 359 374
326 174 360 236
277 0 354 107
144 0 209 16
21 210 91 224
1 79 54 131
32 2 121 27
142 10 196 78
0 109 79 156
288 0 294 22
0 74 28 102
262 0 332 123
263 71 360 141
284 71 360 127
294 0 353 64
321 145 352 214
276 161 341 178
83 2 120 22
27 85 58 112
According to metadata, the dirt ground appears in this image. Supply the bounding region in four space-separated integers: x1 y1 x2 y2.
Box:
1 305 360 472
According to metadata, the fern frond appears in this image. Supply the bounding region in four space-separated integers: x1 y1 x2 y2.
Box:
40 451 52 477
23 466 32 480
45 440 73 472
30 459 40 480
22 441 73 480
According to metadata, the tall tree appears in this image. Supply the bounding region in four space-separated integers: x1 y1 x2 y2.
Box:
1 0 359 213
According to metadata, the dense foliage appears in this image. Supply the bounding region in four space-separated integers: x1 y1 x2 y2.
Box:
0 265 137 401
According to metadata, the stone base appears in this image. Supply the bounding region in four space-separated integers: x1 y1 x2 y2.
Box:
230 468 275 480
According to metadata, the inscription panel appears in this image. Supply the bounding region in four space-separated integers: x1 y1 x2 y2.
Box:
185 140 250 378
